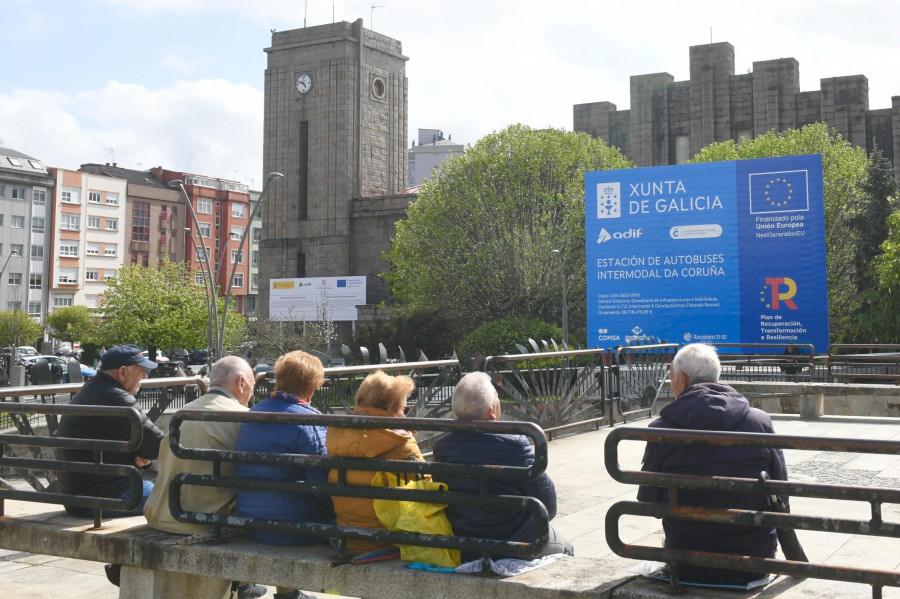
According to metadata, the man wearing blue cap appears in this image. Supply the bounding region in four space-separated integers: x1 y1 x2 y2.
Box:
57 344 164 517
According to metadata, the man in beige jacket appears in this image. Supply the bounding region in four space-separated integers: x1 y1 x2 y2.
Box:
143 356 265 599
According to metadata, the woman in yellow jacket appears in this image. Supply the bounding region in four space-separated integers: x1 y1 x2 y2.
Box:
326 370 423 554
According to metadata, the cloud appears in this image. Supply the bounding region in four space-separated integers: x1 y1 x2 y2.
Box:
0 79 263 181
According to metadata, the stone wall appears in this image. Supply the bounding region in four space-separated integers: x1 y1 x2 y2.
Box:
575 42 900 179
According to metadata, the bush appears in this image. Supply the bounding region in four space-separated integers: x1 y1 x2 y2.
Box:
457 317 562 370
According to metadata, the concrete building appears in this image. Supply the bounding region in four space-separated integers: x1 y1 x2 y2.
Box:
149 167 252 314
407 128 464 186
258 19 412 315
0 148 54 326
47 168 128 312
246 189 262 318
79 164 185 268
574 42 900 177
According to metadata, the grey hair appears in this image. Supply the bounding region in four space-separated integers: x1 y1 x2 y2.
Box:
451 372 499 420
209 356 253 388
671 343 721 385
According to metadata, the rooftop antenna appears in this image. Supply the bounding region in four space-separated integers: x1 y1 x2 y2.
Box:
137 162 142 170
333 0 335 23
710 27 713 43
371 4 385 29
304 0 308 27
105 147 115 164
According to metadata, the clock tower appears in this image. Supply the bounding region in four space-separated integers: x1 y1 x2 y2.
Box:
259 19 408 313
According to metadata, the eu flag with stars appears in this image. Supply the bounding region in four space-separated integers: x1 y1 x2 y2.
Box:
748 169 809 214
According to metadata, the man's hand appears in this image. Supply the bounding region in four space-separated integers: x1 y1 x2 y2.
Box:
134 456 151 468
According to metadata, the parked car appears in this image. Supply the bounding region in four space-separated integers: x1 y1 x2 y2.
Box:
141 350 169 363
22 356 68 384
188 349 209 365
148 361 188 379
169 348 190 363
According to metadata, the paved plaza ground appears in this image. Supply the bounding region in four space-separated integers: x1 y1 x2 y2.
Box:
1 414 898 598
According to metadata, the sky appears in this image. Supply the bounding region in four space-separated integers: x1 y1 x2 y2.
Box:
3 0 899 188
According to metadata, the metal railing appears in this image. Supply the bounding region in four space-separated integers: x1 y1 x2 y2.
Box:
484 348 607 430
168 411 550 564
0 402 145 528
827 344 900 384
604 426 900 598
714 343 816 382
610 343 679 421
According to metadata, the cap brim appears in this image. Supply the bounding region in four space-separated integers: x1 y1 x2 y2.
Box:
135 357 158 369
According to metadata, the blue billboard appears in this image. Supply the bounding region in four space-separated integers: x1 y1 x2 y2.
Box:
585 155 829 351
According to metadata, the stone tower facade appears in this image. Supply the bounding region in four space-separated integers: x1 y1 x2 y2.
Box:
259 19 409 313
574 42 900 178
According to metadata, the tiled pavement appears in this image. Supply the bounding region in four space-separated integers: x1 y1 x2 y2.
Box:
3 415 900 598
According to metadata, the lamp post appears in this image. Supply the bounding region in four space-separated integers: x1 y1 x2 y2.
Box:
550 249 568 349
184 227 215 367
169 180 220 361
218 172 283 360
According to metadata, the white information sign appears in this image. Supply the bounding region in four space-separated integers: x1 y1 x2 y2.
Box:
269 276 367 322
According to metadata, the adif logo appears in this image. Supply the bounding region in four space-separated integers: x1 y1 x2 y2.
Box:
597 228 643 243
597 182 621 219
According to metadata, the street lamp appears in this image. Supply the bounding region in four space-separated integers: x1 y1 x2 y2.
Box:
218 172 283 360
169 180 220 360
184 227 215 367
550 249 568 349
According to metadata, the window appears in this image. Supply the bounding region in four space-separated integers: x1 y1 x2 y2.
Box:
232 273 243 288
30 245 44 259
104 244 118 257
215 211 221 230
252 250 259 266
86 242 100 256
252 273 259 289
10 244 23 256
106 218 118 231
31 217 45 233
0 185 4 197
198 198 212 214
58 267 78 284
104 270 117 280
246 296 256 313
252 227 262 243
54 295 74 308
88 216 101 229
230 226 244 241
7 157 21 167
11 215 24 228
29 274 41 289
195 248 208 262
231 249 244 264
195 272 205 285
132 201 150 242
106 192 119 205
12 187 26 199
8 273 21 285
88 191 101 204
28 302 41 317
85 295 99 308
28 160 42 170
85 269 99 282
131 252 148 267
32 189 46 205
7 301 21 311
60 241 79 257
61 213 81 230
232 203 246 219
63 187 81 204
0 215 3 225
199 223 211 238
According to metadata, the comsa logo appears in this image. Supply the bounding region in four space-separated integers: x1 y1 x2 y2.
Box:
597 227 642 244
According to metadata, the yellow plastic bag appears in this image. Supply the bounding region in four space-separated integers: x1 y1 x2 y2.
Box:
372 472 461 568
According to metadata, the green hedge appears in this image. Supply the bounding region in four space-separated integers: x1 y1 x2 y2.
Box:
457 317 562 370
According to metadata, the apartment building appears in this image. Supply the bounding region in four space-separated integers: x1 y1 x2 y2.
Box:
149 167 251 313
0 148 54 325
48 168 128 312
80 164 185 267
246 189 262 318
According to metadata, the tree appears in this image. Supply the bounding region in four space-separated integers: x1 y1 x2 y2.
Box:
690 123 873 340
46 305 101 345
100 259 209 357
387 124 632 341
0 310 44 348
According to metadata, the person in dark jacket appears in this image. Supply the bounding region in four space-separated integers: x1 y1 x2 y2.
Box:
234 350 333 599
638 343 788 585
57 344 163 517
433 371 573 561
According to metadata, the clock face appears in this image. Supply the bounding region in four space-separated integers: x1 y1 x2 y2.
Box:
296 73 312 94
